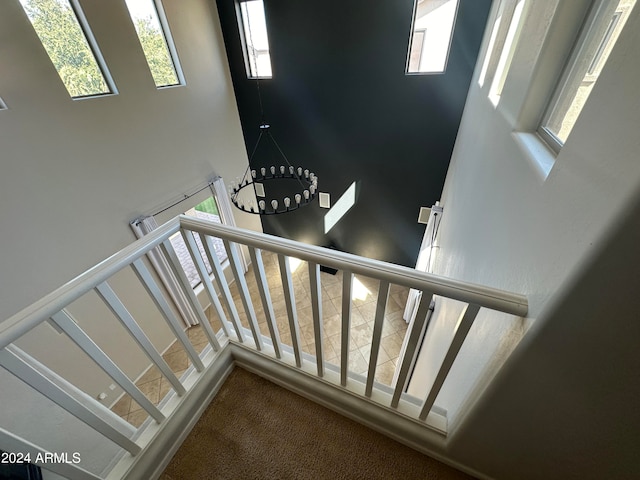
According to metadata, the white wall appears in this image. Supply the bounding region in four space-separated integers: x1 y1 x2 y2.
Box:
448 188 640 479
405 1 640 476
408 0 640 432
0 0 261 403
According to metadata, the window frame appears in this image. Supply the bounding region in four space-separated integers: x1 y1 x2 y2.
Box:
236 0 273 79
67 0 117 98
124 0 185 88
405 0 460 75
487 0 528 106
538 0 634 153
166 195 228 289
407 28 427 73
19 0 118 99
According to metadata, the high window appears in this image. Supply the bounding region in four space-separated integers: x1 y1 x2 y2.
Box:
123 0 183 87
237 0 273 78
486 0 527 105
18 0 115 98
539 0 636 151
406 0 459 74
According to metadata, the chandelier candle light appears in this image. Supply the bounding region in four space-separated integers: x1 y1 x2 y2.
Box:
230 124 318 215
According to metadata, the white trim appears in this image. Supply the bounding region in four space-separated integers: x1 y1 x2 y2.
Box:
211 176 249 272
180 215 528 315
537 0 625 149
153 0 186 86
512 131 556 182
131 217 200 327
488 0 528 106
69 0 118 97
107 344 491 480
405 0 460 75
0 218 180 350
107 348 234 480
230 345 491 480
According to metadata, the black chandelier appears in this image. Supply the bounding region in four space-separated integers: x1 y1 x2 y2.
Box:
230 123 318 215
230 3 318 215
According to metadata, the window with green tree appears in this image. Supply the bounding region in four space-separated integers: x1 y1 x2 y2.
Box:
18 0 114 98
124 0 183 87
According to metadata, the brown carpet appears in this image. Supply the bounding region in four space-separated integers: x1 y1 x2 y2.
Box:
160 368 476 480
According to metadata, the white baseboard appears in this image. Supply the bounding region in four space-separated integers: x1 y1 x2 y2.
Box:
107 347 234 480
231 344 492 480
109 342 491 480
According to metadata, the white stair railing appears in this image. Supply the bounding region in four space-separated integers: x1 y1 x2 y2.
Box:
0 214 528 479
178 216 527 416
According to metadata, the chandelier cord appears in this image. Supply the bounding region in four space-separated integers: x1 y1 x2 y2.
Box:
245 5 305 190
248 130 265 163
267 131 307 189
231 2 317 215
244 3 266 123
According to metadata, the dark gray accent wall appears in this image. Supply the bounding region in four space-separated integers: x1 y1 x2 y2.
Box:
216 0 491 267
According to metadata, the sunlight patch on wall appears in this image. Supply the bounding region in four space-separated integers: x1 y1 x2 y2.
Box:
324 182 357 234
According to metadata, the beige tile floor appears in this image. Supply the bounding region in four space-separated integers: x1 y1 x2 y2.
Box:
111 251 409 427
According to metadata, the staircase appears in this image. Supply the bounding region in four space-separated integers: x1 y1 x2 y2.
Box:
0 215 527 479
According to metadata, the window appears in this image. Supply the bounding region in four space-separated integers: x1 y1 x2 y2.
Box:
478 0 509 87
406 0 459 74
324 182 357 234
237 0 272 78
487 0 527 106
18 0 115 98
539 0 636 151
168 196 228 288
407 29 426 72
123 0 183 87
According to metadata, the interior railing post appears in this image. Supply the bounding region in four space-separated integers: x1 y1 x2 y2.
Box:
365 280 390 397
131 259 205 372
0 346 140 455
223 239 264 350
181 228 231 338
95 281 185 396
340 272 353 386
418 303 481 420
50 310 165 424
390 292 434 408
277 254 303 367
308 262 324 377
161 239 221 352
249 247 282 358
199 232 245 343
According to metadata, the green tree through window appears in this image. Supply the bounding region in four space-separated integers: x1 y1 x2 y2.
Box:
194 197 219 216
19 0 111 98
124 0 180 87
